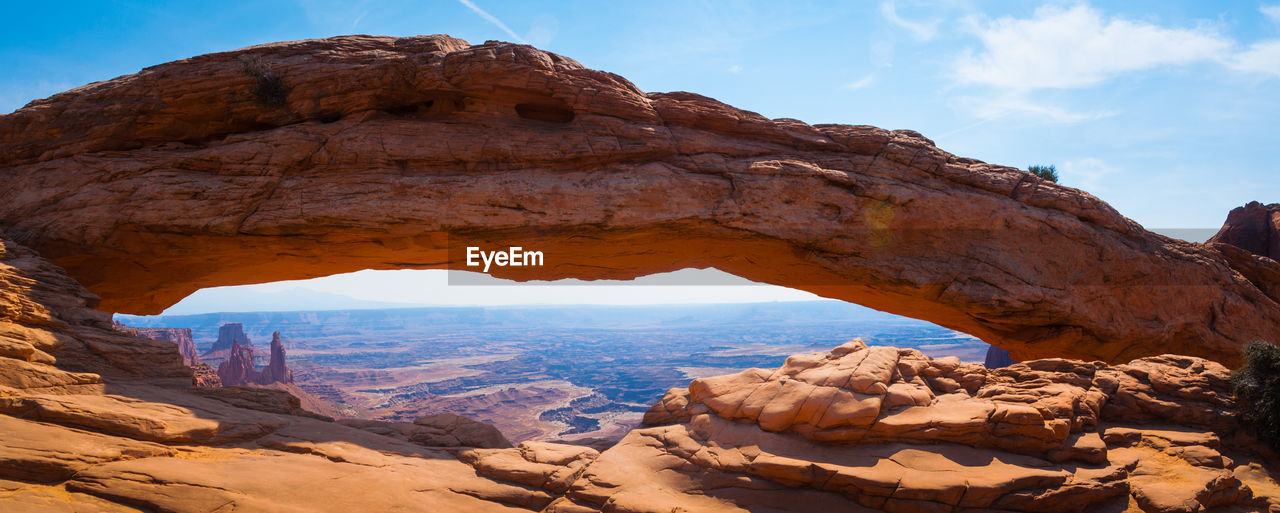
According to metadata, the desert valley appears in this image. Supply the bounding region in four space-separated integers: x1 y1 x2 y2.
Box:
118 302 988 442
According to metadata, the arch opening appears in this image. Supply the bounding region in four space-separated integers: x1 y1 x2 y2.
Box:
115 268 990 442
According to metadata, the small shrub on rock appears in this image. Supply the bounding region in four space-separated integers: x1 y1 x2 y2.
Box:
1232 340 1280 449
1028 164 1058 183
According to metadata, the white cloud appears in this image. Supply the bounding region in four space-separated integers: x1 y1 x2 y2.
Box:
954 92 1115 123
1059 157 1118 192
844 74 874 89
1226 39 1280 75
457 0 527 44
1223 6 1280 76
728 64 743 74
953 5 1231 89
880 1 940 41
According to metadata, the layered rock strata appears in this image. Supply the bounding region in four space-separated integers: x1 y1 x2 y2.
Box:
0 235 1277 512
118 326 200 366
0 236 573 511
0 36 1275 364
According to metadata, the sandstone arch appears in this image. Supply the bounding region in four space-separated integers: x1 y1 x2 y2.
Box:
0 35 1275 365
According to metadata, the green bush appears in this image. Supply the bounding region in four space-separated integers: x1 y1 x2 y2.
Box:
1028 164 1058 183
1232 340 1280 449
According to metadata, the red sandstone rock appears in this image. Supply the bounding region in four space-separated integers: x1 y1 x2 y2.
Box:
257 331 293 385
0 36 1274 364
216 338 258 386
1210 201 1280 261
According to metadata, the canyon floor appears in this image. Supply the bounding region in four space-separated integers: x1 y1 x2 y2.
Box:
120 302 988 443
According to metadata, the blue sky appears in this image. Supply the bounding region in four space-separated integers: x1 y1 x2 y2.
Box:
6 1 1279 311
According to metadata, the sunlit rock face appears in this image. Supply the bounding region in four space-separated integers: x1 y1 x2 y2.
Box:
0 35 1276 364
1 235 1276 512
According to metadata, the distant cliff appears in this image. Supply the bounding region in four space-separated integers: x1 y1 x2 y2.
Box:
209 322 252 354
128 327 200 367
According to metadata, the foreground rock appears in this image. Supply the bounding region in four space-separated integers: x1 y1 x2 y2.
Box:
0 235 1277 512
0 35 1275 364
548 339 1279 513
0 235 581 511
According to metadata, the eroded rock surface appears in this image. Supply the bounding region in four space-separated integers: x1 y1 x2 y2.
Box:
0 35 1275 364
0 236 1277 512
0 236 570 511
550 339 1280 513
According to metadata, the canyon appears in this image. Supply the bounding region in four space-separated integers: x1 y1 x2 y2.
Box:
0 34 1278 512
122 301 987 442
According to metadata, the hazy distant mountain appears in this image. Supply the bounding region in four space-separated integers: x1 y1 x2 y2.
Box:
115 300 937 352
156 287 424 315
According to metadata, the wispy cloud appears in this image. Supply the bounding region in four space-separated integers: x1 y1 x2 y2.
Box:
1263 4 1280 24
728 64 743 74
1226 40 1280 76
879 1 940 41
1059 157 1118 192
953 5 1231 90
844 74 874 90
953 92 1115 123
457 0 527 44
1224 6 1280 76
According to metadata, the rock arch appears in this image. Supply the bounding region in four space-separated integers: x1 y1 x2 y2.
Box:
0 35 1275 364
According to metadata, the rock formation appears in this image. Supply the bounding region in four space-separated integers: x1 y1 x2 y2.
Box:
0 235 1277 512
1210 201 1280 261
215 338 257 386
209 322 252 354
120 327 200 366
257 331 293 385
0 35 1275 364
574 338 1279 513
